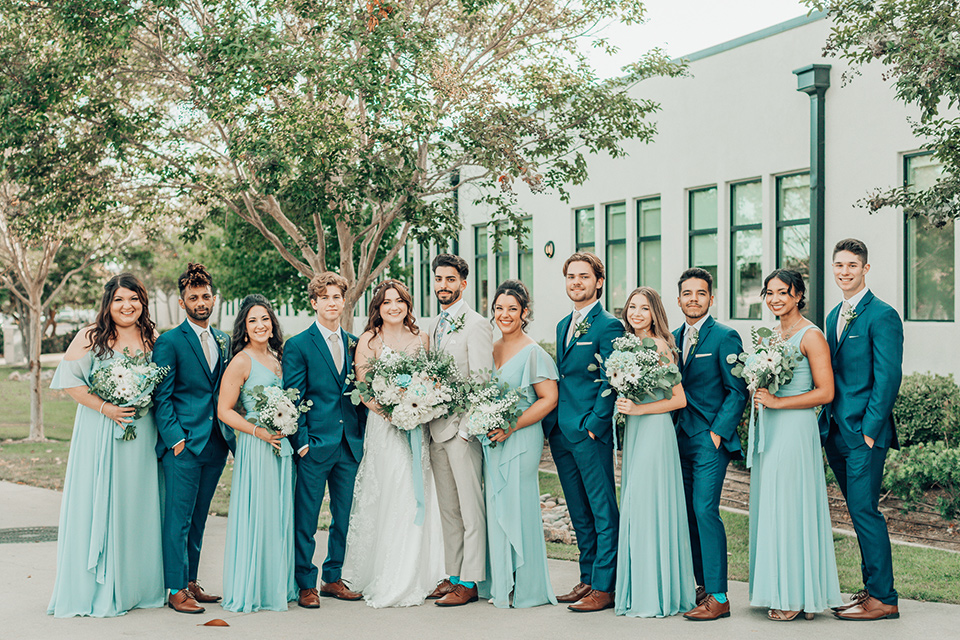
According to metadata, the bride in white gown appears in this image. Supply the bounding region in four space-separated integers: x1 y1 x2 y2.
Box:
341 280 445 608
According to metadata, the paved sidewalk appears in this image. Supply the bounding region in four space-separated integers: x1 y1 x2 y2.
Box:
2 481 957 640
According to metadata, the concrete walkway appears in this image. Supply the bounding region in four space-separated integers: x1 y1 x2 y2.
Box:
1 481 957 640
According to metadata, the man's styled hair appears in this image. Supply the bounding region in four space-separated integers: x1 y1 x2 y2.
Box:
562 251 605 298
178 263 214 297
308 272 349 300
677 267 713 296
432 253 469 279
833 238 869 264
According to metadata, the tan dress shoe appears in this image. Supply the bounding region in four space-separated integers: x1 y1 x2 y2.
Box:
168 589 205 614
435 584 479 607
556 582 592 604
834 596 899 620
427 578 456 599
567 590 615 613
832 588 869 612
298 588 321 608
683 595 731 620
187 580 221 603
319 579 363 601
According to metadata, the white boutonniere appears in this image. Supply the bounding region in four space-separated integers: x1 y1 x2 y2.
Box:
214 332 229 357
573 317 591 340
841 306 858 330
348 337 358 351
448 314 466 334
689 329 699 350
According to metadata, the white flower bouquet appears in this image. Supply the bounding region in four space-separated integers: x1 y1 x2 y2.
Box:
588 333 681 403
725 326 803 394
90 348 171 440
462 379 523 448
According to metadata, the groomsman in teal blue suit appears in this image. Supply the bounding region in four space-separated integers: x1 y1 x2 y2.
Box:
153 263 236 614
820 239 902 621
284 272 366 608
671 268 748 621
543 252 624 613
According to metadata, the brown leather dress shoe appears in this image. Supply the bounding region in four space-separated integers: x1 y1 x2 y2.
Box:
168 589 205 614
435 584 479 607
319 579 363 601
427 578 456 599
567 590 615 612
187 580 221 603
556 582 592 604
695 586 708 605
683 595 731 620
832 588 869 612
834 596 899 620
298 588 321 608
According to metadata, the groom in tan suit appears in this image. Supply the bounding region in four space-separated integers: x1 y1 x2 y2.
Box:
426 254 493 607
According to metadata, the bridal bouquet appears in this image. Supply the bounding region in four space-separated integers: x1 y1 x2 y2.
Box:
725 326 803 394
89 348 171 440
462 379 523 448
588 333 681 403
248 385 312 455
350 348 463 431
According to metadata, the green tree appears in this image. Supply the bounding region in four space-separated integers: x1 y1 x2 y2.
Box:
107 0 683 328
809 1 960 225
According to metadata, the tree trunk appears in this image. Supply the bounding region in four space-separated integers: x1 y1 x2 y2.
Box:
27 295 45 441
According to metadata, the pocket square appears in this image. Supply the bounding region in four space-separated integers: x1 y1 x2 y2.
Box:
694 352 712 358
575 341 593 346
848 335 861 339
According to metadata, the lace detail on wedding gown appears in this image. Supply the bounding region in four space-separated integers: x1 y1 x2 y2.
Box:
341 346 444 608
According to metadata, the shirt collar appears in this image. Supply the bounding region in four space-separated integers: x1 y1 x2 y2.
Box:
685 313 711 334
315 320 341 343
842 286 870 309
573 299 600 318
441 297 466 318
186 317 211 337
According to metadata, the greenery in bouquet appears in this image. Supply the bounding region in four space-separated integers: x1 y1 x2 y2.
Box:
726 326 803 393
588 333 681 403
462 379 524 448
89 348 171 440
248 385 311 456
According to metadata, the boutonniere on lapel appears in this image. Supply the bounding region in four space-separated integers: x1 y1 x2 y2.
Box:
347 337 358 356
214 332 229 357
840 306 858 331
448 314 466 334
688 327 699 353
572 317 592 340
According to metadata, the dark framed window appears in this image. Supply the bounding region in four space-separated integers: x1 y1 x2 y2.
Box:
419 241 433 318
474 225 489 317
776 173 810 293
688 186 718 284
637 197 661 291
575 206 595 253
730 180 763 319
905 153 954 321
494 220 510 287
518 217 533 295
605 202 627 313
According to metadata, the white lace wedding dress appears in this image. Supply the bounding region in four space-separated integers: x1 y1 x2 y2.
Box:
341 347 445 608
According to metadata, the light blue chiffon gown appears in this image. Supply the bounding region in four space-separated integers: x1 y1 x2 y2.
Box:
48 350 165 617
222 358 297 612
482 343 558 608
748 325 842 612
614 389 697 617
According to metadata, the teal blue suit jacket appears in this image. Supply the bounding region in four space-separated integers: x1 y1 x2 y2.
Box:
672 316 748 457
283 324 366 462
543 303 624 446
818 290 902 450
152 320 236 457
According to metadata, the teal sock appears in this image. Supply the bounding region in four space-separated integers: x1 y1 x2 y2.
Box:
170 589 180 596
459 580 475 589
712 592 727 604
450 575 460 585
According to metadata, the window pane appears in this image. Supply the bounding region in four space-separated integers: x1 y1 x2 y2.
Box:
606 202 626 240
639 239 661 291
778 173 810 222
575 207 595 251
420 243 432 318
496 253 510 286
638 198 661 236
475 227 488 317
606 242 628 314
519 217 533 295
691 233 718 284
906 155 954 320
732 228 763 319
690 187 718 231
732 181 762 226
908 153 942 190
778 224 810 290
475 226 488 255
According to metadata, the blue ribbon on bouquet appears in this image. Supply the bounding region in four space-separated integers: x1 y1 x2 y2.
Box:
746 397 765 469
408 426 426 526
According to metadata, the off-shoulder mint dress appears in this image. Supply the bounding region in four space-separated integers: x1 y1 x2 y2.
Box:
47 351 165 617
614 388 696 617
748 325 842 612
222 357 297 612
482 343 558 608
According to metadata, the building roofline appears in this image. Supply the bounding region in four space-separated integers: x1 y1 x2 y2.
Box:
676 10 828 63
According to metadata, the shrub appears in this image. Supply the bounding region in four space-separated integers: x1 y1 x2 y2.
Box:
883 441 960 520
41 329 80 355
538 340 557 362
893 372 960 446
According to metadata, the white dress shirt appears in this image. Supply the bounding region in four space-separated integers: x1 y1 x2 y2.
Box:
186 317 219 370
837 286 870 341
315 320 344 372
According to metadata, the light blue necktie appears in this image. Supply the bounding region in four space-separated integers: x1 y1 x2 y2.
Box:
436 310 450 340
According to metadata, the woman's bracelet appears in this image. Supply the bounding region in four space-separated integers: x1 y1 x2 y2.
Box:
253 425 261 438
98 400 107 415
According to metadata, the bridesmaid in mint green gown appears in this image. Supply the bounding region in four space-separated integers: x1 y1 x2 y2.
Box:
48 274 164 617
750 270 841 621
482 281 559 608
218 295 297 612
613 287 696 618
